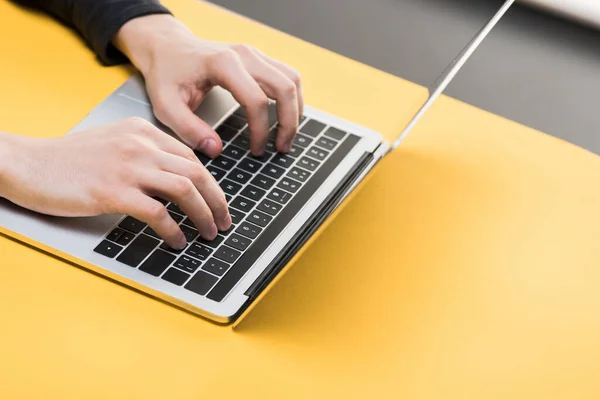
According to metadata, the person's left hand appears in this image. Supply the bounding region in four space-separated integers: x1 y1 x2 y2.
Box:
114 14 303 158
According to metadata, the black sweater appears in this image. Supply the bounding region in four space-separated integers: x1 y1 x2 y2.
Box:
12 0 171 65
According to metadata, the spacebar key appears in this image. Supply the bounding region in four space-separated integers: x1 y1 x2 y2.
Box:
116 234 160 267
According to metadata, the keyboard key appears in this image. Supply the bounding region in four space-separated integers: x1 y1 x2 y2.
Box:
299 119 326 137
139 250 176 277
293 133 313 148
233 106 247 119
298 156 320 172
236 222 262 239
232 135 251 150
94 240 123 258
264 141 277 153
287 145 303 158
180 225 199 242
272 154 294 169
288 167 311 183
119 216 146 234
107 228 126 244
324 127 346 140
185 242 213 261
267 188 292 205
222 115 246 130
181 217 195 228
230 196 256 213
268 102 279 126
159 242 185 254
211 155 236 171
116 234 159 267
220 224 235 236
144 226 160 239
251 174 276 190
153 197 169 205
116 231 135 246
222 145 246 160
238 157 263 173
225 194 232 202
315 136 337 151
207 165 227 181
247 210 273 228
277 177 301 193
169 211 184 223
174 255 202 273
251 151 273 164
216 125 237 142
307 146 329 161
261 163 285 179
240 185 266 202
257 199 283 216
167 203 183 215
228 208 245 225
161 268 190 286
202 258 231 277
194 151 211 166
185 271 219 296
299 115 307 124
214 245 242 264
227 168 253 185
225 233 252 251
220 179 243 196
198 234 225 249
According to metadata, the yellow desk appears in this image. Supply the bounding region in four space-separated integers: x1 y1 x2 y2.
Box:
2 1 600 399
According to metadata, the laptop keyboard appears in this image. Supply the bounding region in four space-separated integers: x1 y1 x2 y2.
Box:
93 104 358 302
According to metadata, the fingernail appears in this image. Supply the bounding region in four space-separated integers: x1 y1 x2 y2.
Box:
200 139 219 156
175 232 187 250
205 222 218 240
219 213 232 231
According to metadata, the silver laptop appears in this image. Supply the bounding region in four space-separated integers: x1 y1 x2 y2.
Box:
521 0 600 29
0 1 513 325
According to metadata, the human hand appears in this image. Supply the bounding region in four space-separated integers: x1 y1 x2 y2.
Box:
0 119 231 249
114 14 303 158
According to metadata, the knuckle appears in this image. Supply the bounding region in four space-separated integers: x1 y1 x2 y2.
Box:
281 80 297 98
231 43 254 54
288 68 302 86
117 134 144 158
125 116 153 133
172 176 196 197
249 94 269 111
144 201 168 222
216 48 240 64
188 164 209 184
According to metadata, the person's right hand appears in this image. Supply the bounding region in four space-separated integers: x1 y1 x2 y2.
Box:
0 118 231 249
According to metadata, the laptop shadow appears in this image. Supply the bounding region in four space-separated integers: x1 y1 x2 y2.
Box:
230 147 505 365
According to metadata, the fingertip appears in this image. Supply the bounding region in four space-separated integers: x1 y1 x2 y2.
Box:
198 138 222 158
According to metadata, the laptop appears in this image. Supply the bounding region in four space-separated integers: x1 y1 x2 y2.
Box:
520 0 600 29
0 1 513 325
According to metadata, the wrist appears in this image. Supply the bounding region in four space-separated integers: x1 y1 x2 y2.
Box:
113 14 187 76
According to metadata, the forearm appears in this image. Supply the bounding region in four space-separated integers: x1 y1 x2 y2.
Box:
10 0 172 65
0 132 18 199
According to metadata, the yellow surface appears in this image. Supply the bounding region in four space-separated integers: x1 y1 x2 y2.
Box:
2 0 600 399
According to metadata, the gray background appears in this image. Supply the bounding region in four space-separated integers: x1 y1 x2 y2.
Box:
209 0 600 155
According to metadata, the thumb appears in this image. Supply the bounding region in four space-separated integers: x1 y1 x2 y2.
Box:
151 88 223 158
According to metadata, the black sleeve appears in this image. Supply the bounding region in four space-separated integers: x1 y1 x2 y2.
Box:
12 0 172 65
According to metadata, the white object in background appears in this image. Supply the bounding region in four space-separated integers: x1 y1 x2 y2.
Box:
520 0 600 29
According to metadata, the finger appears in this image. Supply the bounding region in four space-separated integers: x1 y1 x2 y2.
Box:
123 193 187 250
120 117 204 164
142 171 218 241
157 152 231 232
257 52 304 118
240 51 299 153
209 50 270 156
149 86 223 158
